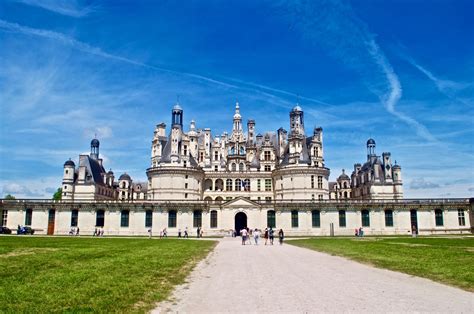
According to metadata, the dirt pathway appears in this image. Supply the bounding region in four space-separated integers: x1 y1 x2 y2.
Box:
153 237 473 313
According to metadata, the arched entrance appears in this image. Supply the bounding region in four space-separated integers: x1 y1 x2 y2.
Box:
234 212 247 232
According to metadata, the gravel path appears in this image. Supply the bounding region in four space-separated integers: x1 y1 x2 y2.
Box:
153 237 473 313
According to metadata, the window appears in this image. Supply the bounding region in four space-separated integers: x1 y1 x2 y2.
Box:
267 210 276 228
257 179 261 191
231 163 236 171
210 210 218 228
244 179 250 192
435 209 443 226
168 210 177 228
183 145 188 156
264 151 271 161
226 179 233 191
121 210 130 227
183 161 187 168
25 208 33 226
235 179 242 191
318 176 323 189
458 209 465 226
1 210 7 226
184 193 188 199
339 210 346 227
265 197 272 203
185 183 188 189
96 210 105 227
318 195 323 201
71 209 78 227
312 210 320 228
265 179 272 191
200 152 204 162
239 163 244 172
361 210 370 227
313 146 318 157
193 210 202 228
214 165 218 172
384 210 393 227
311 175 314 188
214 151 218 161
291 210 299 228
145 210 153 228
264 165 271 172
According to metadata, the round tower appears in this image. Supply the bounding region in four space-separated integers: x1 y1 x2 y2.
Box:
91 138 100 160
62 159 75 200
367 138 376 160
172 104 183 128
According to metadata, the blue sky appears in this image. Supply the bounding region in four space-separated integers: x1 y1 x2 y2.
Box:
0 0 473 198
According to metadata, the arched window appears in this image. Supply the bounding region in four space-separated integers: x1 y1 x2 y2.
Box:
239 163 244 172
204 196 213 202
344 191 348 198
344 182 348 189
339 210 346 227
168 210 177 228
210 210 218 228
145 210 153 228
244 179 250 191
215 179 224 191
267 210 276 228
25 208 33 226
122 182 126 188
204 179 213 191
312 210 320 228
291 210 299 228
226 179 233 191
235 179 242 191
120 210 130 227
361 210 370 227
435 209 443 226
231 163 236 172
384 210 393 227
96 210 105 227
215 196 224 203
193 210 202 228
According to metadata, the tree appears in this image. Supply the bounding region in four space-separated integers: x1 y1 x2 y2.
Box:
53 188 62 201
4 194 15 200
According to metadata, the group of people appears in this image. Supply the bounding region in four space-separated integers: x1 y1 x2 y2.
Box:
239 227 284 245
93 228 104 236
68 227 80 236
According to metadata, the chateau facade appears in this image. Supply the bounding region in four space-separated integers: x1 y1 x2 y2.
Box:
0 102 472 236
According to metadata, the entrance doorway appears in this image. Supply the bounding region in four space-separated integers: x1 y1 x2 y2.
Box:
234 212 247 233
47 209 55 235
410 209 418 234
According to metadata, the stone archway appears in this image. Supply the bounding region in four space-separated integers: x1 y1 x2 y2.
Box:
234 212 247 233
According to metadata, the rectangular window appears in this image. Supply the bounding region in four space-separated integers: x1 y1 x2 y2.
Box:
265 179 272 191
193 210 202 228
339 210 346 227
120 210 130 227
185 183 188 189
435 209 443 226
384 210 393 227
311 175 314 189
25 208 32 226
210 210 218 228
96 210 105 227
214 151 218 161
312 210 320 228
291 210 299 228
317 176 323 189
458 209 465 226
168 211 177 228
318 195 323 201
1 210 7 226
145 210 153 228
257 179 261 191
267 210 276 228
264 165 271 171
264 151 271 161
214 165 218 172
71 209 78 227
183 145 187 156
361 210 370 227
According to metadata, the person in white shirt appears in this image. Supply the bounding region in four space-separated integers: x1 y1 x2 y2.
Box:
241 228 248 245
253 228 260 245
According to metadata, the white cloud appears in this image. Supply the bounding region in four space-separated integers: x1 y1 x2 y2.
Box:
11 0 96 18
409 178 440 190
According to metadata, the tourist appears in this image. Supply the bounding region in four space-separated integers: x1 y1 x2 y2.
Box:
93 228 97 236
278 229 284 245
253 228 260 245
148 228 152 239
197 227 201 238
184 227 188 238
358 227 363 237
355 228 359 237
200 228 204 238
163 228 168 237
264 228 269 245
100 228 104 236
159 230 163 239
178 228 182 238
247 228 252 244
411 225 417 238
69 228 74 236
269 227 274 245
76 227 80 236
241 228 248 245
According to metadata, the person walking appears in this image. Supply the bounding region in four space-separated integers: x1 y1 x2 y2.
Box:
269 227 274 245
264 228 269 245
200 228 204 238
358 227 363 237
253 228 260 245
241 228 248 245
163 228 168 237
278 229 284 245
411 224 417 238
76 227 80 236
178 228 182 238
148 228 152 239
197 227 201 238
184 227 188 238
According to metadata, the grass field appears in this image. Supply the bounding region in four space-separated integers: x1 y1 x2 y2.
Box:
289 236 474 292
0 236 216 313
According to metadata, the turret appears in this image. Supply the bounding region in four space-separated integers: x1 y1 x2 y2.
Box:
172 104 183 128
247 119 255 145
289 104 305 136
367 138 376 162
233 102 242 133
62 159 75 200
90 138 100 160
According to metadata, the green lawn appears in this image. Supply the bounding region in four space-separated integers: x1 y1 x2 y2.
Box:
0 236 216 313
289 236 474 292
